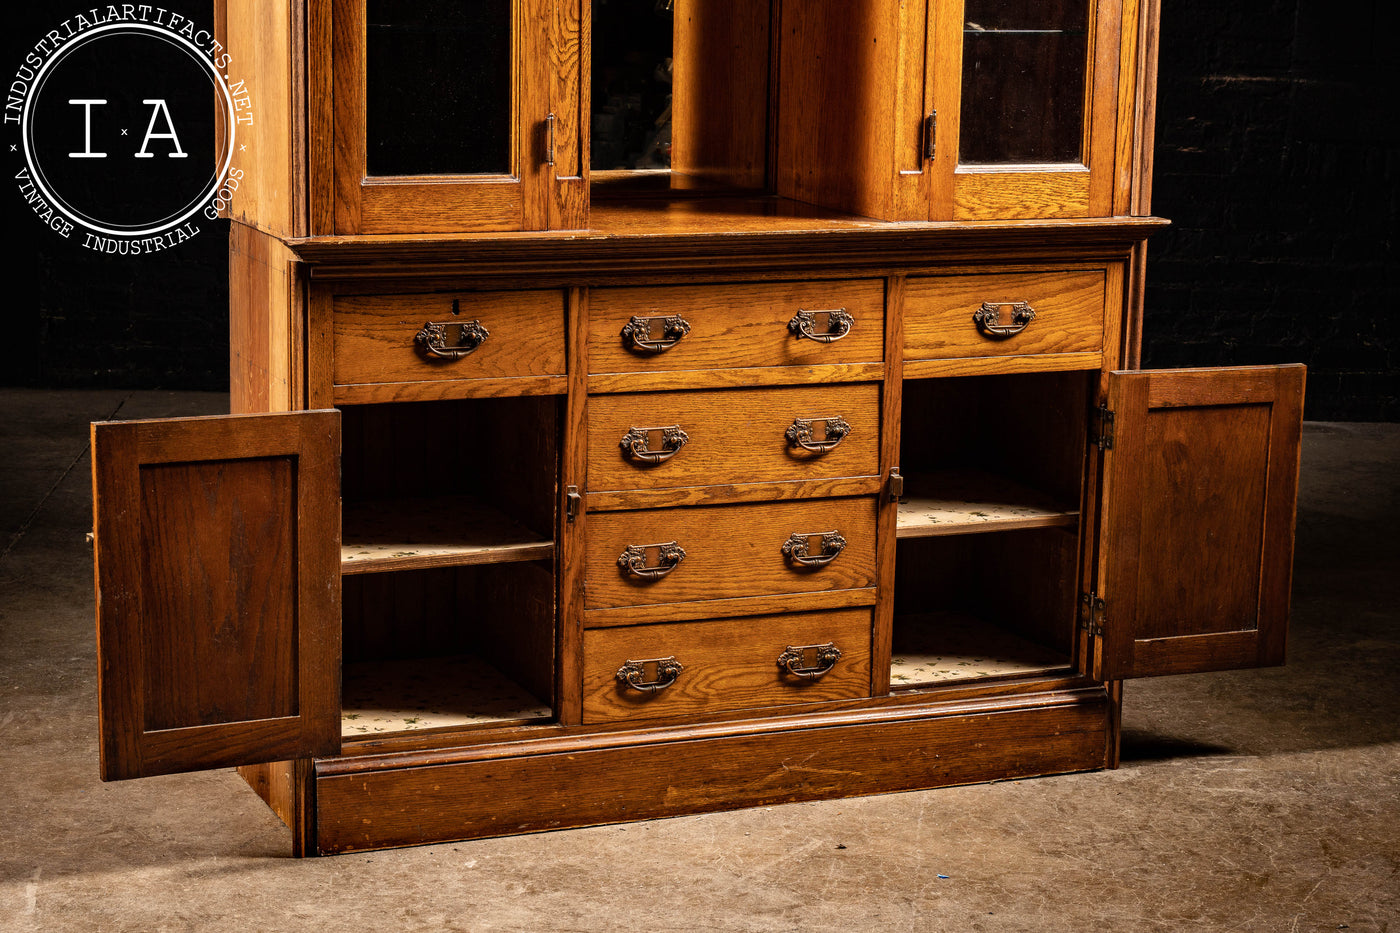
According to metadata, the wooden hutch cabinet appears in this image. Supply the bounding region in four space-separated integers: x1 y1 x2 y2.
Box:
90 0 1305 855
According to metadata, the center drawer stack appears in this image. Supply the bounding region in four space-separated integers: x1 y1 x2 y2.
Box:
579 279 887 723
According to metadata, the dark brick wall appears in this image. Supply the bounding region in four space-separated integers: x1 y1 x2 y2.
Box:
1145 0 1400 420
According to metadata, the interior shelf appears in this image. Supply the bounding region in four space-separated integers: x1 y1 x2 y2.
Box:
341 495 555 575
341 654 553 737
890 611 1070 687
896 470 1079 538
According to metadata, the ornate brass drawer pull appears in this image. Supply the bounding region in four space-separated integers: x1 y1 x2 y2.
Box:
972 301 1037 338
621 425 690 464
617 541 687 580
621 314 692 353
788 308 854 343
616 656 684 692
786 416 850 454
777 643 843 680
414 319 490 359
781 531 847 568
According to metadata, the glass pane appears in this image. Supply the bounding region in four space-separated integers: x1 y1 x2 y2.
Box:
959 0 1089 165
365 0 512 176
591 0 674 171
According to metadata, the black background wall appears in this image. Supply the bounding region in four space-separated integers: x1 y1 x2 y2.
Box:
2 1 1396 420
1144 0 1399 420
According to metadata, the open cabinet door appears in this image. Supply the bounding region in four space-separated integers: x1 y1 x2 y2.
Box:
92 411 341 780
1089 365 1305 680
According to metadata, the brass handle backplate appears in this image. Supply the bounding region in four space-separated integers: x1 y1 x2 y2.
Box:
618 541 687 580
621 314 692 353
616 656 683 692
777 643 843 679
415 319 490 359
786 415 850 454
781 531 847 568
972 301 1036 338
788 308 854 343
621 425 690 464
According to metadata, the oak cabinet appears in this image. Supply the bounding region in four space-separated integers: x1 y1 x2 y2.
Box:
89 0 1303 854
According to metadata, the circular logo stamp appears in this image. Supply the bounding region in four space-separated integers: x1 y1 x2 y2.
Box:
7 9 250 254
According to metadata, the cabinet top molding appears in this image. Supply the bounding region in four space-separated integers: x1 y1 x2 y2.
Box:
287 216 1170 278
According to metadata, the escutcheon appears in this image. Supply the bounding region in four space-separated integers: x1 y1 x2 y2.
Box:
776 643 843 679
788 308 854 343
415 319 490 359
617 541 688 580
972 301 1036 338
781 531 847 568
620 425 690 464
616 656 684 692
785 416 851 454
621 314 692 353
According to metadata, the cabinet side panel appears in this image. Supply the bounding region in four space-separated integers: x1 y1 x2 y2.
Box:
672 0 771 189
230 224 302 414
774 0 898 219
224 0 304 236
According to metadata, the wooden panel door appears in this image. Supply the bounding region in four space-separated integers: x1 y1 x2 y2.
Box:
324 0 584 234
1088 365 1305 680
92 411 341 780
926 0 1123 220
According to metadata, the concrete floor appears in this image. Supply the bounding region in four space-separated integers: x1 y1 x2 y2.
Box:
1 388 1396 932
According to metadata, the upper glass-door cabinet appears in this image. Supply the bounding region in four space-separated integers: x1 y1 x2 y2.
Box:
773 0 1135 222
925 0 1124 220
320 0 587 234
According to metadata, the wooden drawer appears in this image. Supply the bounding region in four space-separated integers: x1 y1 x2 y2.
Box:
587 383 881 497
581 609 872 723
585 497 877 611
588 280 885 376
904 270 1106 360
331 290 567 398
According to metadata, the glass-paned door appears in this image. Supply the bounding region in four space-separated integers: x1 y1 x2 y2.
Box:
929 0 1121 220
328 0 582 233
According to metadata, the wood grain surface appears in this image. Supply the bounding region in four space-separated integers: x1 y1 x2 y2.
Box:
585 497 878 610
581 608 872 723
1094 365 1305 679
92 411 341 780
904 269 1106 360
332 289 567 388
586 383 880 494
314 687 1111 852
588 279 884 376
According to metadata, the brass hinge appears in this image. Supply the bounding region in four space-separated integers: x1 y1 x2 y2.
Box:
565 485 581 522
545 113 557 167
1095 404 1116 451
923 111 937 162
889 468 904 502
1079 592 1106 637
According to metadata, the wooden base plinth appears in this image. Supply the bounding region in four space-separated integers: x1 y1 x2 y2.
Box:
310 685 1112 854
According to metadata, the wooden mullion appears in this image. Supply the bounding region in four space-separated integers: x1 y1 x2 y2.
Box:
556 285 588 726
871 274 904 695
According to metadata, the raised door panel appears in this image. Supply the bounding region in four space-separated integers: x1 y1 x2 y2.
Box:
92 411 341 780
1090 366 1305 680
324 0 583 234
927 0 1122 220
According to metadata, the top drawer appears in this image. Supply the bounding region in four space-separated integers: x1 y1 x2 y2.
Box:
330 290 567 402
904 270 1106 362
588 280 885 378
